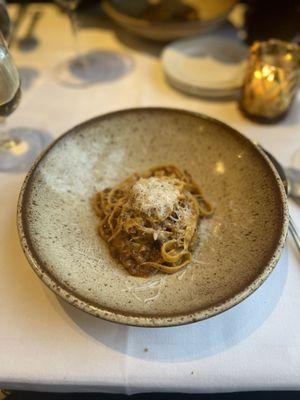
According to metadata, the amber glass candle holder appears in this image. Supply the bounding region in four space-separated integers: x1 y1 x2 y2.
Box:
240 39 300 122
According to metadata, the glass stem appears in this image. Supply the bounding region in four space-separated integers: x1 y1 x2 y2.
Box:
0 117 13 150
67 9 85 67
0 117 20 151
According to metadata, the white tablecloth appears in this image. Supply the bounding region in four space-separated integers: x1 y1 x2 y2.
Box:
1 3 300 394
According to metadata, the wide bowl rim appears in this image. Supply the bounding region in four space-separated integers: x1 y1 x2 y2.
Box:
17 107 289 327
101 1 236 30
101 1 236 41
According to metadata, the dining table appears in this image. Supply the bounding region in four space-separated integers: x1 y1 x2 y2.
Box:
1 2 300 395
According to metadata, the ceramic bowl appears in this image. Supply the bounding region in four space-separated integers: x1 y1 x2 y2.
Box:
17 108 288 327
102 0 237 41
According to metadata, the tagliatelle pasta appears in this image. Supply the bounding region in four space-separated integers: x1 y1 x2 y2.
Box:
92 165 213 277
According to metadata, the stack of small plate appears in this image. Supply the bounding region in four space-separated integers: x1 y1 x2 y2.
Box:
161 33 248 98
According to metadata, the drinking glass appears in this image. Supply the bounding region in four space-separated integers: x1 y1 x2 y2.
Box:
240 39 300 122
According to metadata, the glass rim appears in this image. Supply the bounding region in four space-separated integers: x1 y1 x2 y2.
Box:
249 39 300 70
251 39 300 55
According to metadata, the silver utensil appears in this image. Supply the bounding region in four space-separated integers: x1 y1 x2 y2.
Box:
262 148 300 253
286 167 300 201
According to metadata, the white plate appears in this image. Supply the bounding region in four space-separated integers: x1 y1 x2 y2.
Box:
162 34 248 98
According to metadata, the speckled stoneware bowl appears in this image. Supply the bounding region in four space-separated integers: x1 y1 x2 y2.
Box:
17 108 289 327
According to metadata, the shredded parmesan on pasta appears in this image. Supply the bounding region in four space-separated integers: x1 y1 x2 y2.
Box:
130 177 180 219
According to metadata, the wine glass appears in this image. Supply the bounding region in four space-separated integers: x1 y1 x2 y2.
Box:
0 31 22 154
55 0 102 86
55 0 82 61
53 0 134 87
0 30 51 172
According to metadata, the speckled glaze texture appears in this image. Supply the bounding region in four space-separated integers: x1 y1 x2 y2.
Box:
17 108 289 327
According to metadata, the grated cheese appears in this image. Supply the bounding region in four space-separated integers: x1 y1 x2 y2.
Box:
130 177 180 219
